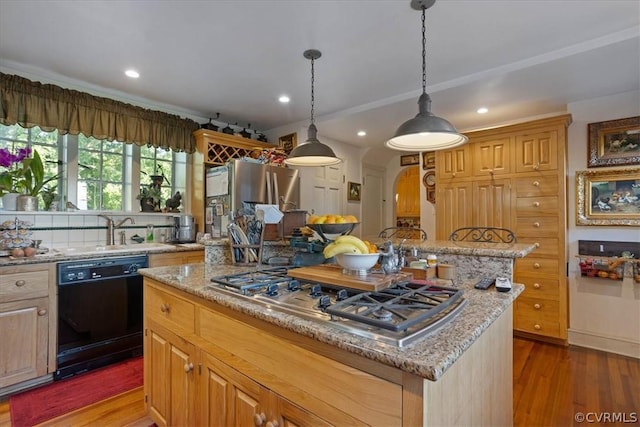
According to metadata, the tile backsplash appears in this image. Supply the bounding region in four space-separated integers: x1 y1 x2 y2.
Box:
0 211 185 249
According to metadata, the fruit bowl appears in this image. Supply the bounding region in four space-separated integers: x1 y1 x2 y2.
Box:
306 222 358 241
335 252 380 272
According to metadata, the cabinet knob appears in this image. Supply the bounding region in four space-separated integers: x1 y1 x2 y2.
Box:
160 303 170 313
533 164 540 171
533 201 540 207
184 362 194 373
15 280 26 287
534 303 541 310
534 324 541 330
533 283 541 289
452 172 456 177
533 263 541 269
38 309 47 316
532 181 540 187
534 242 540 248
533 222 540 228
254 413 266 426
266 421 279 427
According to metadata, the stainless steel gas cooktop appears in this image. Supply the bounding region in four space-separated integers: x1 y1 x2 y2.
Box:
209 267 467 348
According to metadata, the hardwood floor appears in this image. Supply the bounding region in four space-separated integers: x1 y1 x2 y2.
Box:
1 337 638 426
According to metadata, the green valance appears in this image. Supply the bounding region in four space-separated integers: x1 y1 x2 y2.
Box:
0 72 199 153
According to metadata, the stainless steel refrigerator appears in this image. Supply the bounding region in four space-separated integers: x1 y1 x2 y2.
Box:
205 159 300 236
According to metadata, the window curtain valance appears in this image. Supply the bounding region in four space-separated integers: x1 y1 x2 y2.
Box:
0 72 199 153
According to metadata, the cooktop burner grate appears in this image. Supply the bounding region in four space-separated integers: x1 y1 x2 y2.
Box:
210 267 295 293
325 283 463 332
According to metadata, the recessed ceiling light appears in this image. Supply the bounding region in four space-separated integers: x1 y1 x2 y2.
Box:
477 107 489 114
278 95 290 103
357 131 367 137
125 69 140 78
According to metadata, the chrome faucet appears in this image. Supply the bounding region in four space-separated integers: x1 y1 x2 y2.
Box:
98 215 135 245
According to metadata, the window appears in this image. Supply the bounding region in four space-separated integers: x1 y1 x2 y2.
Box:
0 123 188 212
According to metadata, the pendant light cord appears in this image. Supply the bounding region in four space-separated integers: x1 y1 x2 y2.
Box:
310 55 315 125
421 6 427 95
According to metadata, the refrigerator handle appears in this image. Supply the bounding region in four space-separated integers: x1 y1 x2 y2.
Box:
273 172 280 210
266 171 272 204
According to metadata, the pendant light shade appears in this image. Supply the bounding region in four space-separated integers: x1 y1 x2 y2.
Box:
284 49 342 167
386 0 468 151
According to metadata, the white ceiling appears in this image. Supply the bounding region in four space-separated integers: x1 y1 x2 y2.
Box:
1 0 639 161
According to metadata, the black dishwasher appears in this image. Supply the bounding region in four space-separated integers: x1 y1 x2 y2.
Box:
55 255 147 380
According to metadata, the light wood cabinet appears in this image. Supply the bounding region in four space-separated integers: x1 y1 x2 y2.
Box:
0 263 56 390
148 250 204 267
144 277 515 426
436 144 472 179
396 165 420 217
435 114 571 343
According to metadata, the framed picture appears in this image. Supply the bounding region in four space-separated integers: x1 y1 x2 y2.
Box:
400 154 419 166
576 167 640 226
588 116 640 167
278 133 297 155
422 151 435 170
348 182 361 202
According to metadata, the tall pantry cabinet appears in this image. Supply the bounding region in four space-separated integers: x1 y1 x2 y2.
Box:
436 115 572 343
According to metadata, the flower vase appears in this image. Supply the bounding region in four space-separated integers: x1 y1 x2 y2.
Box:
1 193 20 211
17 195 38 211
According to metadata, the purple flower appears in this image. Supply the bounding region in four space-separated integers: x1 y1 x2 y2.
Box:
0 147 31 169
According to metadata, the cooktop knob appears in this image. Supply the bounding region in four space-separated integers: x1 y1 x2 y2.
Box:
309 284 323 297
129 264 139 273
266 283 279 296
336 289 349 301
287 280 301 291
318 295 331 310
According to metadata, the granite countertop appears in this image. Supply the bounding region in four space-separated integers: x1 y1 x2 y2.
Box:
140 263 523 382
0 242 204 267
204 237 537 259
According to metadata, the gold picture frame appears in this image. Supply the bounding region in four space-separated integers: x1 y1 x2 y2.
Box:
278 133 297 156
422 151 435 170
588 116 640 167
400 154 419 166
348 182 361 202
576 167 640 226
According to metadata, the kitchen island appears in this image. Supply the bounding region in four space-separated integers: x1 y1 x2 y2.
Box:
140 262 524 426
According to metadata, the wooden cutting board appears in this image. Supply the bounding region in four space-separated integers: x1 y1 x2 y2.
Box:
287 264 412 292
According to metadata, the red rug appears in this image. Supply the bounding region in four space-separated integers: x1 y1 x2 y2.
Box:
10 357 143 427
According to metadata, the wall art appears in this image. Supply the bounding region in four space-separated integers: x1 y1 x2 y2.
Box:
588 116 640 167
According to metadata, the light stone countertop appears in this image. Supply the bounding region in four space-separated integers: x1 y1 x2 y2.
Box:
0 242 204 267
139 262 523 382
203 237 537 258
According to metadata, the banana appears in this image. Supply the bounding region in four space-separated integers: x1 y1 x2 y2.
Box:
323 242 362 258
334 235 369 254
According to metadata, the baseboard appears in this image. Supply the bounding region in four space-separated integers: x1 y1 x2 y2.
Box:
0 374 53 399
568 328 640 359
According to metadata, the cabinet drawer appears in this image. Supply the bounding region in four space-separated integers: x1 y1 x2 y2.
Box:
513 275 559 300
516 196 559 216
515 297 559 321
515 257 559 276
514 316 561 338
145 285 195 333
0 270 49 302
516 237 558 258
514 216 559 238
514 175 558 197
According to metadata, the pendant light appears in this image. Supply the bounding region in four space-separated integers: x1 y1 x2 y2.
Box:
284 49 342 166
386 0 468 151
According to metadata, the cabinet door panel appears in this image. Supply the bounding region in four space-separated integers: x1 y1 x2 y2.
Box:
515 131 558 173
437 145 471 179
472 179 511 229
146 329 170 426
473 137 511 176
0 297 48 388
436 182 473 240
277 395 333 427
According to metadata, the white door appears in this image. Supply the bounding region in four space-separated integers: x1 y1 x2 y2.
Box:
296 163 343 216
362 165 385 237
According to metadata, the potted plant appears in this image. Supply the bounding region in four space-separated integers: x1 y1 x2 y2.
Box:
42 185 58 211
1 148 60 211
137 184 162 212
